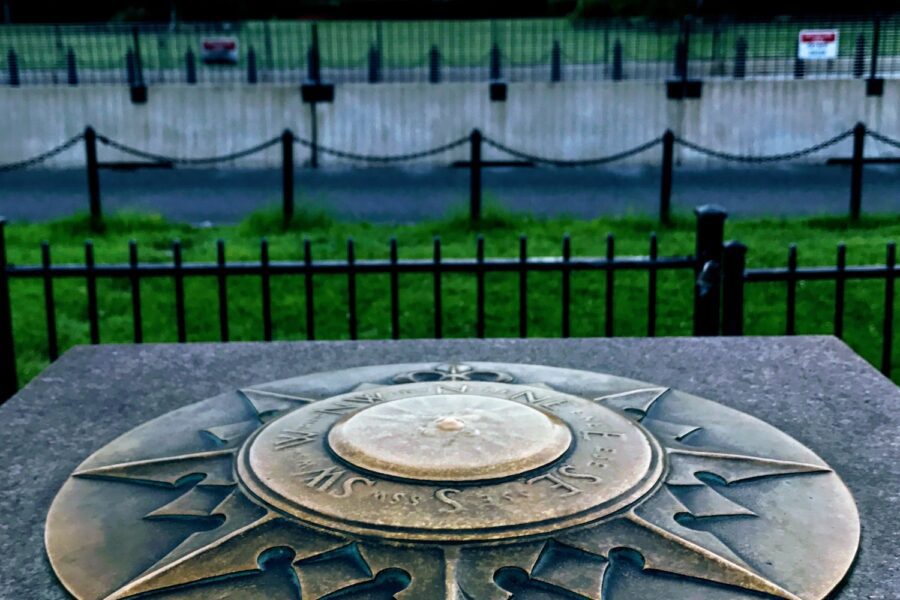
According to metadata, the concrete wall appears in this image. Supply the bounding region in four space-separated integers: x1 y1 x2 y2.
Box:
0 80 897 168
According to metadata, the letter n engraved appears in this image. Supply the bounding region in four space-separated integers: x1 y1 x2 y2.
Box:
296 466 346 493
525 473 582 497
274 430 317 450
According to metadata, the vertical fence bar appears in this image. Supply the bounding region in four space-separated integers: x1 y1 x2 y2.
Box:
173 240 186 343
129 240 142 343
561 235 571 338
786 244 797 335
605 234 615 337
850 122 865 220
0 220 15 400
347 239 357 340
721 241 747 335
282 129 294 225
389 238 400 340
304 239 315 341
84 126 102 225
85 240 99 344
476 236 485 339
647 233 657 337
834 243 846 338
693 205 727 335
659 130 674 224
519 236 528 338
882 242 896 376
433 237 442 339
261 239 272 342
470 129 482 225
216 239 229 342
41 242 58 361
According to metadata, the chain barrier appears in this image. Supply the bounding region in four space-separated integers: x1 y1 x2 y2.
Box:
96 134 282 165
482 135 662 167
293 135 470 163
866 129 900 150
674 129 855 163
0 134 84 173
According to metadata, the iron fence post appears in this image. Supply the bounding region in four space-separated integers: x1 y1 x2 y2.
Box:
721 241 747 335
130 25 146 102
850 122 865 220
693 205 727 336
883 242 896 376
6 49 18 86
870 16 881 80
66 47 77 85
84 126 102 226
0 219 17 402
551 40 562 82
429 45 441 83
659 130 674 223
470 129 482 225
185 49 197 84
612 40 623 81
734 37 747 79
853 34 865 78
490 43 502 81
307 23 321 83
368 43 381 83
247 47 257 84
282 129 294 225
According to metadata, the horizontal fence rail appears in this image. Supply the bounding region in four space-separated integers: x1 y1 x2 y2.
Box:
1 15 899 86
0 205 895 403
1 123 898 224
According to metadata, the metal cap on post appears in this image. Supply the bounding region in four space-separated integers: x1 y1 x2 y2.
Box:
0 218 17 402
721 241 747 335
693 205 727 336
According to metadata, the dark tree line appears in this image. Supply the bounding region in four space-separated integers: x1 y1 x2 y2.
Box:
0 0 891 23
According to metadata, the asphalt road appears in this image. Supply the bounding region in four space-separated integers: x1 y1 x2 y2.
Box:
0 163 897 224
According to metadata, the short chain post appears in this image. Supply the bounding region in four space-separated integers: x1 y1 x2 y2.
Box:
734 37 747 79
429 45 441 83
247 47 257 84
0 219 17 402
66 47 78 85
84 126 102 228
850 122 865 220
368 43 381 83
659 130 674 224
721 241 747 335
470 129 482 226
282 129 294 226
185 49 197 84
693 205 727 336
611 39 623 81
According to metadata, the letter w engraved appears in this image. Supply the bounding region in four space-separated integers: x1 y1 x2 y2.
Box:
510 390 568 409
275 430 317 450
317 393 383 415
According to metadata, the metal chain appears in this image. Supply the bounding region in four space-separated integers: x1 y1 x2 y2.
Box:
293 135 469 163
96 134 282 165
675 129 854 163
0 134 84 173
482 135 662 166
866 129 900 150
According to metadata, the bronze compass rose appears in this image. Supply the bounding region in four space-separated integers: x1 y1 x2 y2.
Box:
45 362 860 599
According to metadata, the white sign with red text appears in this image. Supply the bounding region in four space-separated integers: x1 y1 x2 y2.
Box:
798 30 839 60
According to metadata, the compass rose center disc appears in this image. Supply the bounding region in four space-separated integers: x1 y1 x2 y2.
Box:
327 394 574 482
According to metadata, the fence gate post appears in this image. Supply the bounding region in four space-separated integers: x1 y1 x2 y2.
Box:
282 129 294 225
0 219 17 402
721 241 747 335
659 130 674 223
693 205 727 335
470 129 482 225
84 126 102 226
850 122 865 220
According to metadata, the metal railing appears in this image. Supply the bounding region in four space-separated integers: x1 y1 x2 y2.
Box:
2 123 897 223
0 205 895 402
2 15 899 86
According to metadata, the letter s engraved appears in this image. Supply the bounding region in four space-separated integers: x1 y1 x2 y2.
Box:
436 488 464 513
329 476 375 498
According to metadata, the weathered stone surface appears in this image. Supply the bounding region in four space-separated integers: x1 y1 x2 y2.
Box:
0 336 896 598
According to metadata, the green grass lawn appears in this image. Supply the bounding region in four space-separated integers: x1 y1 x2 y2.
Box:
1 17 894 72
4 206 898 388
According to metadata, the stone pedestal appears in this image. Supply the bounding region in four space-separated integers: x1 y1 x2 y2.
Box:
0 337 896 598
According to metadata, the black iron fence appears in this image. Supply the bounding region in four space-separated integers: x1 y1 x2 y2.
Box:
2 122 898 223
0 205 895 402
2 16 899 86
